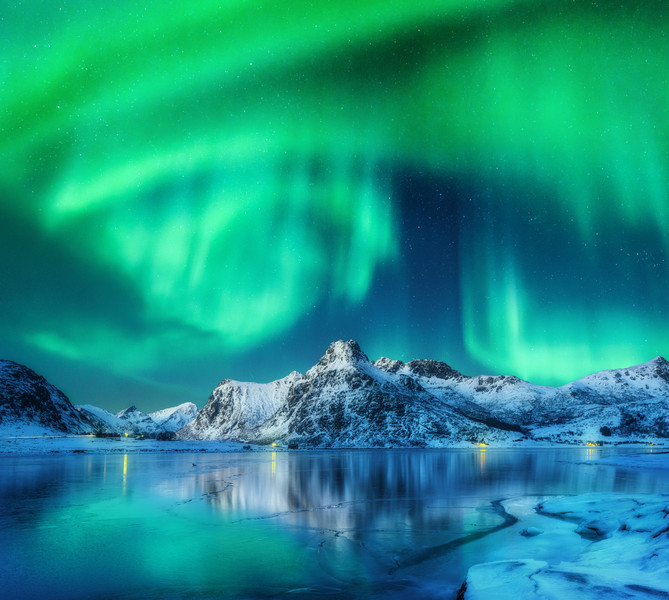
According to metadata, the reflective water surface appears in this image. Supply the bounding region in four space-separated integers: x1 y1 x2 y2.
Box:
0 448 665 599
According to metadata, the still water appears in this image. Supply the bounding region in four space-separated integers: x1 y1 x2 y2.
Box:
0 448 665 600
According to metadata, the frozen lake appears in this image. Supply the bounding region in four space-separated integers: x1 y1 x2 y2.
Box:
0 448 665 599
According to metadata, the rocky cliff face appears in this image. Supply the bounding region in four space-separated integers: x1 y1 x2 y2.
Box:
0 360 91 434
249 341 508 447
179 341 669 447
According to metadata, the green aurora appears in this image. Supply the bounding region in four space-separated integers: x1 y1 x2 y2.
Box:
1 0 668 410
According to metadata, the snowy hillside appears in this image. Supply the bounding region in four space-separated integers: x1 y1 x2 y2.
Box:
179 340 669 447
3 345 667 445
76 404 126 434
149 402 199 432
77 403 196 435
179 372 301 440
179 340 521 446
0 360 91 435
115 406 165 435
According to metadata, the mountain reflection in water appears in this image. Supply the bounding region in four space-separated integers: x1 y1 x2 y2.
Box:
0 448 665 600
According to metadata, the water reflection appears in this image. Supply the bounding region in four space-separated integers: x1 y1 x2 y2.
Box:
193 449 662 523
187 448 668 588
123 453 128 493
478 447 486 475
0 448 666 600
585 446 600 461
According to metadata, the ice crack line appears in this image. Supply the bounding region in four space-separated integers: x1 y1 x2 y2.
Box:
389 498 518 573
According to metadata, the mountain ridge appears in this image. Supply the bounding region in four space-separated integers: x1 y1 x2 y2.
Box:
178 340 669 446
2 345 667 445
0 360 200 435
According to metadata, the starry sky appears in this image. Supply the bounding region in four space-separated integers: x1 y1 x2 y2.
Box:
2 0 668 412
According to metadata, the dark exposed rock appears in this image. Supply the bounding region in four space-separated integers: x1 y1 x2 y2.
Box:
0 360 90 433
407 359 463 381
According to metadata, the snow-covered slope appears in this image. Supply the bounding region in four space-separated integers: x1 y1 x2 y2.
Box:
115 405 165 435
149 402 199 432
179 372 301 440
76 404 126 434
180 340 669 447
467 357 669 441
179 340 521 446
0 360 195 437
0 360 91 435
8 343 663 445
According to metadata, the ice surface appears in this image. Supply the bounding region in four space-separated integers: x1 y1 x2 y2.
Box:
462 492 669 599
590 451 669 471
2 447 668 599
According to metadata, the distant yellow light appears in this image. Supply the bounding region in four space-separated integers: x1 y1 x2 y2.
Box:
586 442 597 446
474 442 488 447
124 432 129 438
271 442 277 447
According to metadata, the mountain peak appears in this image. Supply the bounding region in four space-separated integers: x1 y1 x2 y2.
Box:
649 356 668 367
149 402 199 432
407 359 463 380
316 339 370 368
374 357 406 373
116 405 141 418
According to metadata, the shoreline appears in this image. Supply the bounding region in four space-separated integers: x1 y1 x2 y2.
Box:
0 435 665 456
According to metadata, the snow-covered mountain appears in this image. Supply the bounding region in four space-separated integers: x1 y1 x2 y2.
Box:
0 359 198 437
182 372 300 441
179 340 669 447
115 405 165 435
4 345 667 445
0 360 92 435
179 340 521 446
77 402 199 434
149 402 199 432
76 404 127 434
444 356 669 441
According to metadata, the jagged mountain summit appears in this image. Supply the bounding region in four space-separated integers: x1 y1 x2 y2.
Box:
178 341 669 447
115 406 165 435
0 360 92 435
179 340 518 447
3 347 667 445
149 402 199 432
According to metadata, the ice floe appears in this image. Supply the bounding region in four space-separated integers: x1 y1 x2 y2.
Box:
461 492 669 599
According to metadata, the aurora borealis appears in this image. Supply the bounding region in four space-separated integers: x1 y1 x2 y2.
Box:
2 0 668 411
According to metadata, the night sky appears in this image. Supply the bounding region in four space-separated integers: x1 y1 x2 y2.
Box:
2 1 668 412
